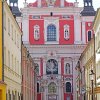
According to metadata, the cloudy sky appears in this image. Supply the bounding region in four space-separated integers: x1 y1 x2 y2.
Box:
18 0 100 10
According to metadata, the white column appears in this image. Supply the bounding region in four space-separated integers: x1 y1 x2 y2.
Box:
74 15 81 44
58 58 61 75
60 0 64 7
82 21 86 44
72 58 79 100
22 14 29 42
38 0 41 7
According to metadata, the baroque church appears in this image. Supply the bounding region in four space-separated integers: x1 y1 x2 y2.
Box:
9 0 95 100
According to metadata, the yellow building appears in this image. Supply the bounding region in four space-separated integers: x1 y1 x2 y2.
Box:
0 0 6 100
93 8 100 100
77 38 95 100
3 1 22 99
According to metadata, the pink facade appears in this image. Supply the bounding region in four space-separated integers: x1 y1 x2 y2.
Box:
22 44 37 100
19 0 95 100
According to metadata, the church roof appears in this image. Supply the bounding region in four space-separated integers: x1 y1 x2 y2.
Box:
28 0 74 7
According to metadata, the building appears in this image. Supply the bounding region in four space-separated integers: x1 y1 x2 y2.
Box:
3 1 22 99
93 8 100 100
76 38 95 100
22 44 37 100
0 0 6 100
14 0 95 100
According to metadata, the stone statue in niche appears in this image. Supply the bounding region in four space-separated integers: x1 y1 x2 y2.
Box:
65 63 70 74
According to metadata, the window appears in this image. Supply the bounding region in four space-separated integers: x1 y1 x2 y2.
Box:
35 63 39 75
8 18 10 35
37 83 39 93
12 55 13 69
34 25 40 40
48 82 57 93
8 51 10 67
47 25 56 41
4 12 6 29
46 59 58 74
65 63 70 74
66 82 71 92
11 25 13 40
15 58 16 71
15 31 16 44
64 25 70 40
4 47 6 64
87 30 92 41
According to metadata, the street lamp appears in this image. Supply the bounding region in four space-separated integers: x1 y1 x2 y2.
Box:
89 69 95 100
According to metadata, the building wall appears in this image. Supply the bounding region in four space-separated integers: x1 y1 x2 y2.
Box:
20 0 95 100
22 44 37 100
0 0 3 81
3 1 22 99
93 8 100 100
76 38 95 100
0 1 6 100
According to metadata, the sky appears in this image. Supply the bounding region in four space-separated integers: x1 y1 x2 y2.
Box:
18 0 100 10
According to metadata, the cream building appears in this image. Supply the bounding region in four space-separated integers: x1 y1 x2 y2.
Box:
3 1 22 99
93 8 100 100
77 38 95 100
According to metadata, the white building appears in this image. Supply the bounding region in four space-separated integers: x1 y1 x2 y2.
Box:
3 1 22 99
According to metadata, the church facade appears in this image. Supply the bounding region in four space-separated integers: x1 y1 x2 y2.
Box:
16 0 95 100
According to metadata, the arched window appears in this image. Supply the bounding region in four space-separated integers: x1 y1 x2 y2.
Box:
46 59 58 74
64 25 70 40
87 30 92 41
34 25 40 40
48 82 57 93
66 82 71 92
65 63 70 74
47 25 56 41
37 83 39 93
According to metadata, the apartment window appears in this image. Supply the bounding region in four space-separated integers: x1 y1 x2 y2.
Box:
15 31 16 44
11 25 13 40
4 47 6 64
17 61 19 74
4 12 6 29
8 18 10 35
12 55 13 69
8 51 10 67
15 58 16 71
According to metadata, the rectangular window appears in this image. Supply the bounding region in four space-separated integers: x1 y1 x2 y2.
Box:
8 18 10 35
15 58 16 71
11 25 13 40
15 31 16 44
12 55 13 69
4 47 6 64
4 12 6 29
8 51 10 67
